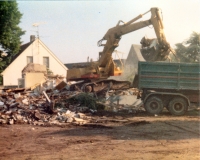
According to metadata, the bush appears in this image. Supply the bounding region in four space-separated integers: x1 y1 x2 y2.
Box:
69 92 97 109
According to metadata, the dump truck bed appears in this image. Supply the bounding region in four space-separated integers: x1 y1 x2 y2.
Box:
138 61 200 91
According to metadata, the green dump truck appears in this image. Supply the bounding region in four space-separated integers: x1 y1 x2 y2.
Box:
137 61 200 115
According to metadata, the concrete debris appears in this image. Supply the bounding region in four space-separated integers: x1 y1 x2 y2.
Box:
104 88 144 113
55 81 67 91
0 86 98 126
0 80 142 126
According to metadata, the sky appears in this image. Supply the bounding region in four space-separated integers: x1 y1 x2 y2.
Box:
17 0 200 64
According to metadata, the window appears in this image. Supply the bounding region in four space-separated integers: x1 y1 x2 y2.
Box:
43 57 49 68
27 56 33 64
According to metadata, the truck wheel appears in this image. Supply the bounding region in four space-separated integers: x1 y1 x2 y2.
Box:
144 96 163 114
168 97 188 116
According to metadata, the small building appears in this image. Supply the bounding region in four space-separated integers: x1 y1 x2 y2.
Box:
1 35 68 87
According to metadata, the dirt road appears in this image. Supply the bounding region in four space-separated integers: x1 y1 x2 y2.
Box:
0 110 199 160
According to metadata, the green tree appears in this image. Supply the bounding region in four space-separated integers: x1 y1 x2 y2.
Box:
0 0 25 69
174 32 200 62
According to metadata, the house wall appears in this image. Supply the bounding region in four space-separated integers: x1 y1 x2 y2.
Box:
2 39 67 86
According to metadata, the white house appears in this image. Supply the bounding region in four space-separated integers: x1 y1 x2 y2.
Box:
1 35 68 87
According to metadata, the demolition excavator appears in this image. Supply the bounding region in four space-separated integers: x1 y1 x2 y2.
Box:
67 7 175 92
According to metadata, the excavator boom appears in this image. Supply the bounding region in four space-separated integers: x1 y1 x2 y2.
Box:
98 7 173 69
67 7 174 92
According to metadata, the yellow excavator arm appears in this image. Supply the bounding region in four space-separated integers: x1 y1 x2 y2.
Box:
97 7 174 76
67 7 174 82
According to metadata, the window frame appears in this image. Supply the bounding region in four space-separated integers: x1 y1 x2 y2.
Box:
43 56 49 68
27 56 33 64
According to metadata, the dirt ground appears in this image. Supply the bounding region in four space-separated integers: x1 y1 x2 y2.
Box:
0 109 199 160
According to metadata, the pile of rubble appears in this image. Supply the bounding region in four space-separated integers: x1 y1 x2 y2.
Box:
0 88 95 126
0 79 143 126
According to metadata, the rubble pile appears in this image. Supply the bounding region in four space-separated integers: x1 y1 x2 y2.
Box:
0 80 143 126
0 89 95 126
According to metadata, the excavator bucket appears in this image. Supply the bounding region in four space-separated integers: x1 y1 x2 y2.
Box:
140 46 158 61
140 37 170 61
141 46 170 61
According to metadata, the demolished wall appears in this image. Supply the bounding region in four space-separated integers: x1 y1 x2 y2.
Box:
25 72 46 89
22 63 47 74
22 63 47 89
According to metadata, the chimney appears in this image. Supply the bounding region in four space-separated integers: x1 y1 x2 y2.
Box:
30 35 35 42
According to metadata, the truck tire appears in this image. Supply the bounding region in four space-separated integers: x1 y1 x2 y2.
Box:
144 96 163 114
168 97 188 116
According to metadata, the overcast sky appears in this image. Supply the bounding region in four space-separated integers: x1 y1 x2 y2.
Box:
17 0 200 64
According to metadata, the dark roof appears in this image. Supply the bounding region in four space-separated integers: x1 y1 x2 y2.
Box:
64 59 126 69
9 41 33 64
